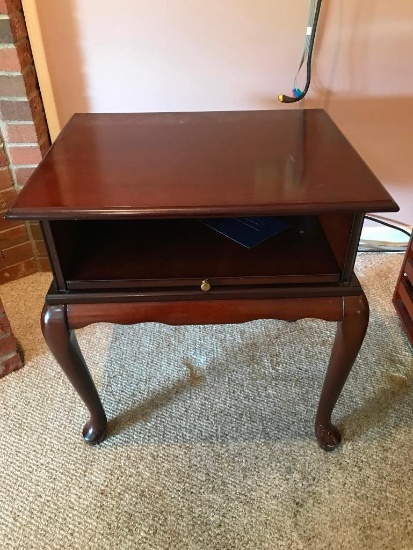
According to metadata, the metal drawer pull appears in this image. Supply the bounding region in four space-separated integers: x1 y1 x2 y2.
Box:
201 279 211 292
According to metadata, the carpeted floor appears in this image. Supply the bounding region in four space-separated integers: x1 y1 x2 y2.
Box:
0 253 412 549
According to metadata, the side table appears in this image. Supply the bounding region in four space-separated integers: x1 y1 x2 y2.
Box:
7 109 399 450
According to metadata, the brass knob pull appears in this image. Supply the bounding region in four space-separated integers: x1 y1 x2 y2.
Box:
201 279 211 292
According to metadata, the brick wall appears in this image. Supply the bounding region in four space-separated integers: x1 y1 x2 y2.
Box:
0 0 51 377
0 0 51 285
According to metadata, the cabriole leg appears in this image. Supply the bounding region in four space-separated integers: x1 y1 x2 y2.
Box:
315 293 369 451
41 303 107 445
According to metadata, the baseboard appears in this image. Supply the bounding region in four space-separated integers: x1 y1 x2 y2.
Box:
360 217 411 252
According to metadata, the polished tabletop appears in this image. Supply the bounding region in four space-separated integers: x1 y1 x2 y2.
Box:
8 109 398 220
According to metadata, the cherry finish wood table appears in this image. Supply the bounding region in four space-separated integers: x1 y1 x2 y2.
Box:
393 233 413 346
7 110 399 450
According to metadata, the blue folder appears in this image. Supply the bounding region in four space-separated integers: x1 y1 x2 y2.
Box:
201 216 289 249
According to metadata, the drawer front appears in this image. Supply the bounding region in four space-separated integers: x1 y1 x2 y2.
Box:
66 272 341 291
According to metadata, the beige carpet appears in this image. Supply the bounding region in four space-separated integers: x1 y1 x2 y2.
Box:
0 254 412 549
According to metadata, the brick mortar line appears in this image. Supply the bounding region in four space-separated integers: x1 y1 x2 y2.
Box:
1 119 37 123
0 119 44 190
0 61 34 76
1 89 38 102
0 71 21 77
0 90 42 123
0 7 24 19
0 252 37 269
0 122 47 147
1 118 45 128
0 95 31 101
4 113 46 125
1 238 31 250
0 223 24 233
0 96 30 102
3 144 46 169
0 36 27 49
1 120 33 125
0 120 14 180
4 9 23 18
25 221 41 271
0 119 48 144
0 65 34 77
5 4 24 11
7 140 47 147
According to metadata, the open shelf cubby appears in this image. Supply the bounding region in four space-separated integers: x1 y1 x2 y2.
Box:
50 215 343 291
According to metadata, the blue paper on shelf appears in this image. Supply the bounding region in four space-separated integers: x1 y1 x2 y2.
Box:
201 216 289 249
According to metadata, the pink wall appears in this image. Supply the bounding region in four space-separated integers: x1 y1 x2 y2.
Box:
35 0 413 223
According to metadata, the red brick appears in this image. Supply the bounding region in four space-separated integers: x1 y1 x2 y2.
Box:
0 40 32 71
0 352 23 378
0 0 22 14
0 188 17 210
0 64 38 98
3 123 37 143
2 240 33 265
0 18 13 43
0 167 13 190
0 314 11 336
0 45 19 71
8 145 42 165
0 210 21 232
0 223 28 247
0 14 25 44
0 99 33 121
0 333 19 356
0 145 8 167
38 256 51 271
0 74 26 97
0 257 36 283
13 166 35 185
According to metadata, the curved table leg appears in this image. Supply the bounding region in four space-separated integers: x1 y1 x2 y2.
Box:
41 303 107 445
315 293 369 451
